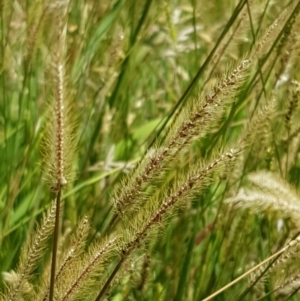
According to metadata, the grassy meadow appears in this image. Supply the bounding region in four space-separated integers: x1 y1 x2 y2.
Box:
1 0 300 300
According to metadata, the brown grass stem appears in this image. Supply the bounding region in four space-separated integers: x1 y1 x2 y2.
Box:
95 257 125 301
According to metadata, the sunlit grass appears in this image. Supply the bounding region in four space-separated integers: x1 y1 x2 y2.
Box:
1 0 300 300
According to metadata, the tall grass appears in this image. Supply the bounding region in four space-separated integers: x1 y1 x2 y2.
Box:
1 0 300 300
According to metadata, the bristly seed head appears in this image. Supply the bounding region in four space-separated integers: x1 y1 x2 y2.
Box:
41 7 77 191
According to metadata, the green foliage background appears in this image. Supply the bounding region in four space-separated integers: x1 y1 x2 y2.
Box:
1 0 300 300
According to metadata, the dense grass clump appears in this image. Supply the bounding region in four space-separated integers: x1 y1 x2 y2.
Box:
2 0 300 300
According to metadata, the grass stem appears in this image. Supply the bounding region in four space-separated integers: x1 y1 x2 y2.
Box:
95 257 125 301
201 246 289 301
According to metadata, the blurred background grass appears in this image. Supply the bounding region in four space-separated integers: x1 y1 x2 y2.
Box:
1 0 300 300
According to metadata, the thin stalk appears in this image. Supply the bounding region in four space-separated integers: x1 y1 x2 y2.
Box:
201 246 290 301
95 257 125 301
236 254 282 301
49 187 62 301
